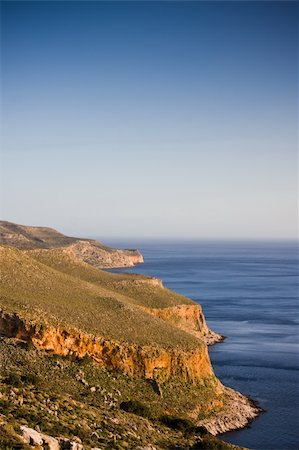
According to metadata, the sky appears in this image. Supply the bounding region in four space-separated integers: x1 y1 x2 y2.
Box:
1 1 298 239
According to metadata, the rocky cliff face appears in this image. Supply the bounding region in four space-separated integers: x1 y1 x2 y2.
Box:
64 240 144 269
35 328 214 383
0 311 260 439
0 311 215 384
144 304 223 346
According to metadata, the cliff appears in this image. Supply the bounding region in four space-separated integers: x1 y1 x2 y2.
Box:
0 312 214 383
64 239 143 268
144 304 223 346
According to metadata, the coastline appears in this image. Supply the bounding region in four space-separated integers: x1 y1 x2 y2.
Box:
107 239 299 449
205 330 226 346
0 226 266 449
200 386 262 436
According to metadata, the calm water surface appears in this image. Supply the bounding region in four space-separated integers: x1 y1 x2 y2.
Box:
104 240 299 450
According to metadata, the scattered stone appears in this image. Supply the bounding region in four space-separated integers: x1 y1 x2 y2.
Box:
90 386 96 392
20 426 85 450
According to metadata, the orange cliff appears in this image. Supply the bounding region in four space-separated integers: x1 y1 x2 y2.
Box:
144 303 224 346
0 311 218 385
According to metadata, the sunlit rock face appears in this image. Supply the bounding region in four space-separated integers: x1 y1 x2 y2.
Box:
0 312 215 384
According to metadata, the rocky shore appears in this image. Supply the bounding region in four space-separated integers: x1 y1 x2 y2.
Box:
199 387 262 435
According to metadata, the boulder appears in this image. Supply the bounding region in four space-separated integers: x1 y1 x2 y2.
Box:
20 426 43 446
41 433 60 450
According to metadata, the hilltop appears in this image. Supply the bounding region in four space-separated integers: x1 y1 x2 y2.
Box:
0 222 260 449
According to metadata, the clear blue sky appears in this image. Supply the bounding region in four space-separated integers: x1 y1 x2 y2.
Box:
1 1 298 239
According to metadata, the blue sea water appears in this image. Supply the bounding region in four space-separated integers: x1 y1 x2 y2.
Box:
104 240 299 450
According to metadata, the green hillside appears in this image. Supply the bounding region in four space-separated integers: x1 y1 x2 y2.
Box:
0 245 198 350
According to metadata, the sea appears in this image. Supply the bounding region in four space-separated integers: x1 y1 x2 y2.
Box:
103 239 299 450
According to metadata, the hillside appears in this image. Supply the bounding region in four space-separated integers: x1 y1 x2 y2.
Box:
0 221 143 268
0 223 260 449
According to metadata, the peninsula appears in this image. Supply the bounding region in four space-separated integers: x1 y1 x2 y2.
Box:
0 221 260 449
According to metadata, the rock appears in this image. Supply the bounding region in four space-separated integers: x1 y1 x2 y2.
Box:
20 426 43 446
72 445 84 450
41 434 60 450
148 379 163 397
199 386 262 435
21 426 60 449
59 437 84 449
90 386 96 392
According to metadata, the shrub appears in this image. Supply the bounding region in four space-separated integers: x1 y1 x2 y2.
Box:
3 371 39 387
195 426 209 436
21 373 39 385
120 400 152 419
159 414 197 433
3 373 22 387
77 355 91 366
